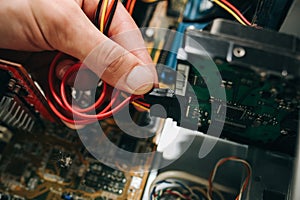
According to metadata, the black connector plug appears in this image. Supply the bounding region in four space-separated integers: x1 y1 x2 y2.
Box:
144 88 185 122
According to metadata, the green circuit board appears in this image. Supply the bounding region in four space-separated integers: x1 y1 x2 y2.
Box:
180 60 299 149
0 117 156 200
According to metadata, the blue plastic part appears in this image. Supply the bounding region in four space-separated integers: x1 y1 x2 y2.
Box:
165 23 207 70
61 193 74 200
184 0 214 21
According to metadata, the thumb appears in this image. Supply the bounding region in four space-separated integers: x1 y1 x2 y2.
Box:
82 38 156 95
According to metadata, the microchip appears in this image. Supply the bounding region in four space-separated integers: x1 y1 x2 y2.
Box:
226 106 245 120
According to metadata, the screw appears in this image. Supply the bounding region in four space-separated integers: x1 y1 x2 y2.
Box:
233 47 246 58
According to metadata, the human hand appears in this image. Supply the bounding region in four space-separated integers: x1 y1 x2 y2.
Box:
0 0 157 94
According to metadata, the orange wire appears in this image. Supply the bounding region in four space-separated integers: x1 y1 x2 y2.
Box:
219 0 252 26
126 0 132 10
105 0 117 23
129 0 136 15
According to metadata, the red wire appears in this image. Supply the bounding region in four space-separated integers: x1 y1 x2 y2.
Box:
48 0 148 124
59 59 135 120
134 100 150 108
101 91 120 113
48 52 68 109
48 99 94 124
59 63 107 113
208 156 251 199
48 52 143 124
219 0 252 26
128 0 136 15
126 0 132 10
105 0 117 24
164 190 191 200
48 53 96 124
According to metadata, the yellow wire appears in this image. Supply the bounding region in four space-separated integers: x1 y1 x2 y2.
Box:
131 101 150 111
121 92 150 111
212 0 246 26
100 0 109 32
141 0 163 3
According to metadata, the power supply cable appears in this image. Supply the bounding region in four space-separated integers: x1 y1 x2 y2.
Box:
207 156 252 200
210 0 252 26
48 0 149 125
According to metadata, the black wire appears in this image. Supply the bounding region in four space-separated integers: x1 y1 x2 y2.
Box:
94 0 103 28
104 0 118 35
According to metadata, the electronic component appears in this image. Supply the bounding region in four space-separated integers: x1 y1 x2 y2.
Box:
83 162 126 195
142 20 300 153
0 59 57 132
0 1 299 200
0 118 153 200
144 88 183 123
144 119 294 200
174 19 300 153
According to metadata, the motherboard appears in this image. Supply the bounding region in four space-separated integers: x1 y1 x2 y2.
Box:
0 0 299 199
0 118 156 200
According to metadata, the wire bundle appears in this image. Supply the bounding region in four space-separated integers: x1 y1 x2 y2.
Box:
207 156 252 200
149 157 252 200
48 0 147 125
150 179 201 200
149 171 228 200
125 0 137 15
94 0 119 34
210 0 252 26
48 52 142 125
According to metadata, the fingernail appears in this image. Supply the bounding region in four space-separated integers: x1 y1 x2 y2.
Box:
126 66 154 94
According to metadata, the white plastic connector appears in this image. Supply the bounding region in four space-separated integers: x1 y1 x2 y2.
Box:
157 118 202 160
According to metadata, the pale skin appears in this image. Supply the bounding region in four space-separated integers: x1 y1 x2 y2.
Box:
0 0 157 95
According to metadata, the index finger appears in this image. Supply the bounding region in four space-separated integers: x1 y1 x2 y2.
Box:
80 0 153 64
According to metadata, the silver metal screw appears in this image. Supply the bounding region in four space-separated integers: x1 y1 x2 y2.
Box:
233 47 246 58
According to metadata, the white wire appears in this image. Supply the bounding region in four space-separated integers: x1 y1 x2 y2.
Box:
208 158 252 200
150 179 200 200
149 170 237 197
